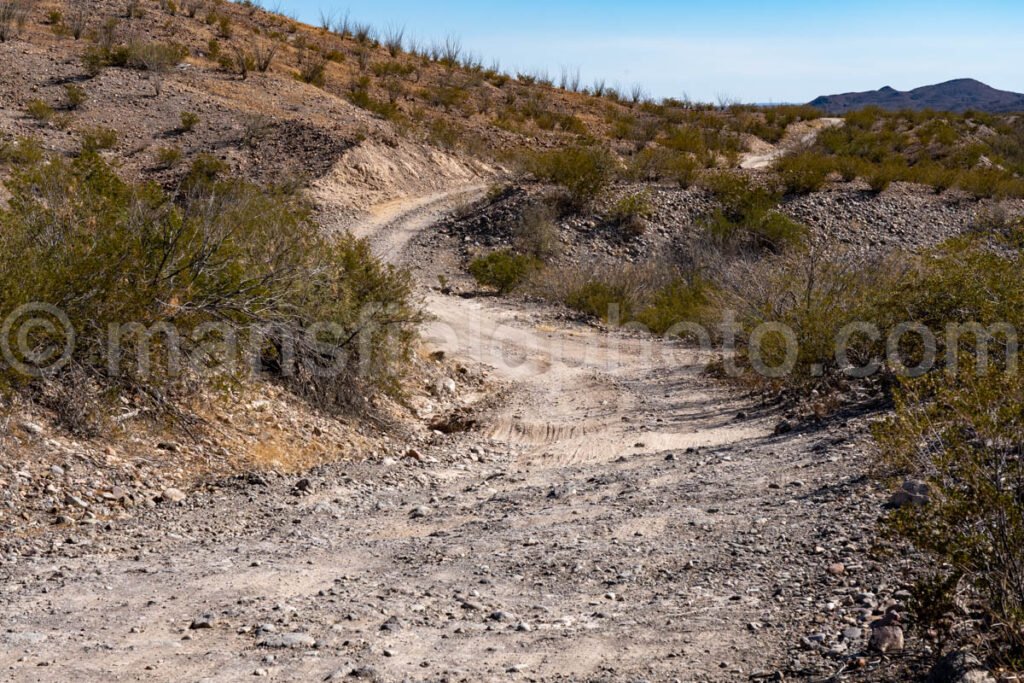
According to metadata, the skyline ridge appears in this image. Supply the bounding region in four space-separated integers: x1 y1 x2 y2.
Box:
277 0 1024 102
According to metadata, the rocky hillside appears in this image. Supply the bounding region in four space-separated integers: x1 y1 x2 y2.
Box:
810 78 1024 114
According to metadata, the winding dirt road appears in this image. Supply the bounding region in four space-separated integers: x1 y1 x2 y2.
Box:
0 190 879 682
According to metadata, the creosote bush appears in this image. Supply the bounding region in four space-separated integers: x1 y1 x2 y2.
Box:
179 111 200 132
296 47 328 87
633 278 712 335
710 247 908 390
876 368 1024 664
564 280 635 322
0 149 419 425
626 148 699 188
701 172 808 252
0 137 43 165
81 126 118 152
775 151 832 195
525 145 615 211
25 99 54 122
706 230 1024 652
531 258 709 332
154 145 182 169
609 191 653 238
83 39 188 83
512 205 561 261
869 229 1024 662
468 250 539 294
64 83 88 110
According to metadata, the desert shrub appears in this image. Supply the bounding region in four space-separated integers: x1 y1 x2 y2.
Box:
0 137 43 165
382 24 404 57
662 125 707 155
0 150 418 417
834 156 862 182
182 152 227 187
865 161 902 194
468 250 539 294
659 152 700 188
701 173 807 252
424 84 468 111
775 151 832 195
83 40 187 90
807 109 1024 199
740 104 823 143
755 211 810 250
25 99 54 122
532 110 587 135
154 145 182 169
525 145 615 211
622 147 663 181
352 22 375 46
711 247 908 389
610 191 653 237
713 227 1024 398
876 367 1024 660
296 49 327 87
64 83 87 109
626 149 699 188
484 68 508 88
216 14 231 38
512 205 561 261
126 40 188 71
891 234 1024 337
371 60 414 80
634 278 712 335
179 111 200 132
957 168 1021 199
427 118 460 150
347 75 372 108
623 148 662 182
910 162 957 193
564 280 636 323
66 0 91 39
344 76 402 122
81 126 118 152
534 259 684 326
701 172 772 217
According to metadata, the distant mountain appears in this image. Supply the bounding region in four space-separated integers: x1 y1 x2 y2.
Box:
809 79 1024 114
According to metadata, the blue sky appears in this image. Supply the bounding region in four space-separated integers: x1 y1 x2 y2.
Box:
269 0 1024 103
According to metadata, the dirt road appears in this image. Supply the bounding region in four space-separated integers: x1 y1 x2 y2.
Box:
0 190 887 682
740 118 845 170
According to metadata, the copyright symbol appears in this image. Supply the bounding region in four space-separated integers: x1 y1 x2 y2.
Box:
1 303 75 378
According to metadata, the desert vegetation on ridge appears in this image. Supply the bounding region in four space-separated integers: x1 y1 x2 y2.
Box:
772 107 1024 199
